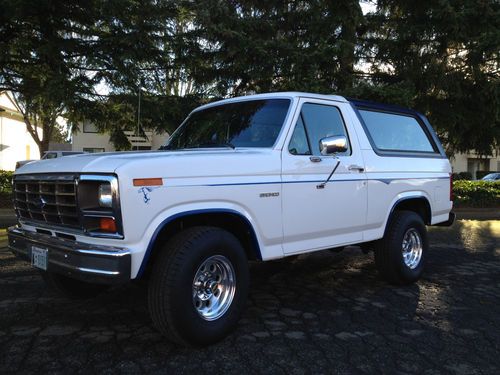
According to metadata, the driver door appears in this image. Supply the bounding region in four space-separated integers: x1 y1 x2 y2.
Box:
281 98 367 254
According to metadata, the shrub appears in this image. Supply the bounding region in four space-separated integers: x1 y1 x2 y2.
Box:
453 180 500 208
0 191 13 209
452 172 473 181
0 170 14 193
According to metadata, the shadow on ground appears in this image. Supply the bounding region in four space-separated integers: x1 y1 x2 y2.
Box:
0 220 499 374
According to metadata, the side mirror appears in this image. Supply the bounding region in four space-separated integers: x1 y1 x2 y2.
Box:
319 135 348 155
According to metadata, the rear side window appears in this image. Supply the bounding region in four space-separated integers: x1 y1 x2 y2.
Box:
358 110 435 153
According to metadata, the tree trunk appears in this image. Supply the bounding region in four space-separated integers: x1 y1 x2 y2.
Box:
337 1 362 91
39 138 50 158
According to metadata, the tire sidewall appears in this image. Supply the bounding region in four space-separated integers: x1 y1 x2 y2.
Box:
168 230 249 345
392 213 428 282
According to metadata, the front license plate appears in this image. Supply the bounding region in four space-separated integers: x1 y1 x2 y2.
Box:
31 246 48 270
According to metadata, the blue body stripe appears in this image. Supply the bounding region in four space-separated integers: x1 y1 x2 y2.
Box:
201 176 448 187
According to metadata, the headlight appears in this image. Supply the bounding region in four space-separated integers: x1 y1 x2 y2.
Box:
78 175 123 238
98 183 113 208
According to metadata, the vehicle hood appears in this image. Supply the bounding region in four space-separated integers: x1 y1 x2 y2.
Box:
14 149 278 179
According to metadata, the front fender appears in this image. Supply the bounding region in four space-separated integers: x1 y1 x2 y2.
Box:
130 202 279 278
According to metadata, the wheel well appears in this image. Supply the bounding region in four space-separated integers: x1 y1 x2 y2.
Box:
391 197 431 225
139 211 261 279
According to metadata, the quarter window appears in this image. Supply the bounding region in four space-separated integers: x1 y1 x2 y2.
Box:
358 110 435 153
289 103 350 156
288 116 311 155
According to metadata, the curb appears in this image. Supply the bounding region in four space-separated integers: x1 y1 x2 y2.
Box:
453 208 499 221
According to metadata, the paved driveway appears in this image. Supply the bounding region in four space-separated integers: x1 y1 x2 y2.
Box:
0 220 499 374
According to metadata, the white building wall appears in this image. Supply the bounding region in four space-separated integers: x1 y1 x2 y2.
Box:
151 132 169 149
0 92 42 171
72 121 169 152
72 131 113 152
450 151 499 179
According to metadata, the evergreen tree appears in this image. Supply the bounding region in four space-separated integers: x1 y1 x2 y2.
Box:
357 0 499 155
189 0 363 96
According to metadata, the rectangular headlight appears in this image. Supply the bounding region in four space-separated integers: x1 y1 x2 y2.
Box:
98 183 113 208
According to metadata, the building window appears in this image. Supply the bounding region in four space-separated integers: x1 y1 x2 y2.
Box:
131 146 151 151
83 121 98 133
83 147 105 153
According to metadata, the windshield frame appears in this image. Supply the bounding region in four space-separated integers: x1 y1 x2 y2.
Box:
163 96 295 151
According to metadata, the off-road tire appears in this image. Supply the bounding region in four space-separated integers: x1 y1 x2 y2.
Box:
148 226 249 346
375 210 428 285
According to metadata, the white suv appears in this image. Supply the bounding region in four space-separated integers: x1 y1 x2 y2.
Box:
8 92 454 346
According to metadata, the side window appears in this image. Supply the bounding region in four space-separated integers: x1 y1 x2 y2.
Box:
44 153 57 159
289 103 350 156
288 116 311 155
358 110 436 153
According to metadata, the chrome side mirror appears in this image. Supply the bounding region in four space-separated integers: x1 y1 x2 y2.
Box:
319 135 348 155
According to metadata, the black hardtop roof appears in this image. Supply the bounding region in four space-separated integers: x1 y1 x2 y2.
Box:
347 98 423 117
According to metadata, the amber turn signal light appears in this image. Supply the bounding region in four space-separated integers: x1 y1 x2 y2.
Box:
100 217 117 232
133 178 163 187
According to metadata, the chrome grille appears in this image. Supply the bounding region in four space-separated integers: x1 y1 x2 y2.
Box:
13 176 81 228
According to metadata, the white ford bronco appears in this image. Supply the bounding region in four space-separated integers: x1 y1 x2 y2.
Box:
8 92 455 345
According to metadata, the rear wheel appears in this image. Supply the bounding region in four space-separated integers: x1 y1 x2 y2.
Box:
375 210 428 285
148 226 249 346
41 271 109 299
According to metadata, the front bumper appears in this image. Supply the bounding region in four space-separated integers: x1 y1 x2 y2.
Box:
8 226 131 284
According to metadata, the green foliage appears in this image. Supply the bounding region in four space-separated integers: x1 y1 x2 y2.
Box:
0 0 180 154
452 172 473 181
189 0 363 95
360 0 500 156
1 1 498 155
0 192 13 209
0 171 13 193
453 180 500 207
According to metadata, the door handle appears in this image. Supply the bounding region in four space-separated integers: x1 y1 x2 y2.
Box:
348 164 364 172
309 156 322 163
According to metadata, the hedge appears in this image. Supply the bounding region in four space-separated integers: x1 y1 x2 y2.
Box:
453 180 500 208
0 192 13 209
0 170 13 193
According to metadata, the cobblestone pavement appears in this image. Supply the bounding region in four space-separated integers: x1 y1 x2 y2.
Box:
0 220 499 374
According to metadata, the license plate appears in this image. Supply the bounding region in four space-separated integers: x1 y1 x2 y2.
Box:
31 246 48 270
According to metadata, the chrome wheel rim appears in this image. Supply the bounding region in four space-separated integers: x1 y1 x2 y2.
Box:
402 228 423 269
192 255 236 321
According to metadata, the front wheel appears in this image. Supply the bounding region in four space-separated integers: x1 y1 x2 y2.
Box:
375 210 428 285
148 226 249 346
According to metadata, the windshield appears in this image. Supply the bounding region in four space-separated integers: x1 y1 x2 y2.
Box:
165 99 290 150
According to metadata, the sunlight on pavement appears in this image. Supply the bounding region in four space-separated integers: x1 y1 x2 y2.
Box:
429 220 499 252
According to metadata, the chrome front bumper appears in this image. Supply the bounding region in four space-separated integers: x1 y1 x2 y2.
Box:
8 226 131 284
